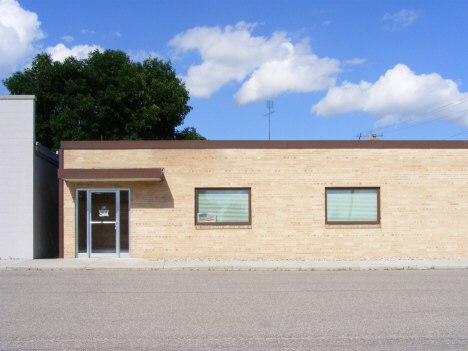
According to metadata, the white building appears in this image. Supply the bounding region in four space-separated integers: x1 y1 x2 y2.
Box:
0 95 58 259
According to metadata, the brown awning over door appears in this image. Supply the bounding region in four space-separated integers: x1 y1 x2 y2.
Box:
57 168 163 181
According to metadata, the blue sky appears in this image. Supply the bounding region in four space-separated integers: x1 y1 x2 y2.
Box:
2 0 468 141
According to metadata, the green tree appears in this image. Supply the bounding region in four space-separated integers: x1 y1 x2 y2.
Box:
3 49 205 150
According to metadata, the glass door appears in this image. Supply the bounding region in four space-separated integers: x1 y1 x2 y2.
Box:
90 191 118 256
76 189 130 258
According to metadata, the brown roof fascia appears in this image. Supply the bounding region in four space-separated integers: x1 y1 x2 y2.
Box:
59 140 468 150
57 168 163 181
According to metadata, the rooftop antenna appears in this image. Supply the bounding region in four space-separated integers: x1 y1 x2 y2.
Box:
265 101 276 140
356 132 383 140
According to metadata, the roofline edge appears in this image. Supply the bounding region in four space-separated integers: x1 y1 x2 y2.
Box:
0 95 36 100
59 140 468 150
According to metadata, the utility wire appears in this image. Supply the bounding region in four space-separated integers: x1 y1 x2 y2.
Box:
369 96 468 134
443 130 468 140
382 107 468 135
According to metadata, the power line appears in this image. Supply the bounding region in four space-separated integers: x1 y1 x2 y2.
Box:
382 107 468 135
443 130 468 140
369 96 468 134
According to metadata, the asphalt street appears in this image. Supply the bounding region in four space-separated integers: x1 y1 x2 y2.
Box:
1 270 467 350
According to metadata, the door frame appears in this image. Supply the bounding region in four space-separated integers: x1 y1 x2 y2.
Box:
75 188 130 258
89 190 118 258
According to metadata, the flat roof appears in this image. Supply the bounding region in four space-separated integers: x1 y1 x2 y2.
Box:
60 140 468 150
0 95 36 100
36 142 59 166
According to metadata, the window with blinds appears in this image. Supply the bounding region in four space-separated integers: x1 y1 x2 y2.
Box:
196 188 251 225
326 188 380 224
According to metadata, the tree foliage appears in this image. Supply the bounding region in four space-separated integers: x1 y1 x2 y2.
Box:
3 50 205 150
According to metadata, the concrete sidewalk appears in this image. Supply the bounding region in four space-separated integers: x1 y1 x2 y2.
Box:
1 258 468 271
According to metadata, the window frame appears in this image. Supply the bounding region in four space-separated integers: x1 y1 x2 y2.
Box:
195 187 252 226
325 187 380 225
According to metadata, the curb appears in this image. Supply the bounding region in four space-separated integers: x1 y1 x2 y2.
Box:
2 259 468 271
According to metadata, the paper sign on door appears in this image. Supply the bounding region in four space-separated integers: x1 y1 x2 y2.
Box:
99 206 109 217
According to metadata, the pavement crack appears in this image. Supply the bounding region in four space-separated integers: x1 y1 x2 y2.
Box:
84 258 103 270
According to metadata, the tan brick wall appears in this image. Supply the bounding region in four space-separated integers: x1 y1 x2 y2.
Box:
63 148 468 259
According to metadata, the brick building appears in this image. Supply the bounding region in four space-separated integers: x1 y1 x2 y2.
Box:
58 140 468 259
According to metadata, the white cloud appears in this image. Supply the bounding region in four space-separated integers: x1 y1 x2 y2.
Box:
45 43 103 62
343 58 365 66
311 9 325 15
311 64 468 127
104 31 121 38
235 52 340 105
169 22 341 104
129 50 161 62
0 0 45 77
81 29 95 35
60 35 74 43
381 9 419 30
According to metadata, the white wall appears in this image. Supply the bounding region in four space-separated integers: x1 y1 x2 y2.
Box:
0 96 35 259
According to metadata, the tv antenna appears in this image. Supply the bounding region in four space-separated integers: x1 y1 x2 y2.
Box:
356 132 383 140
265 101 276 140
